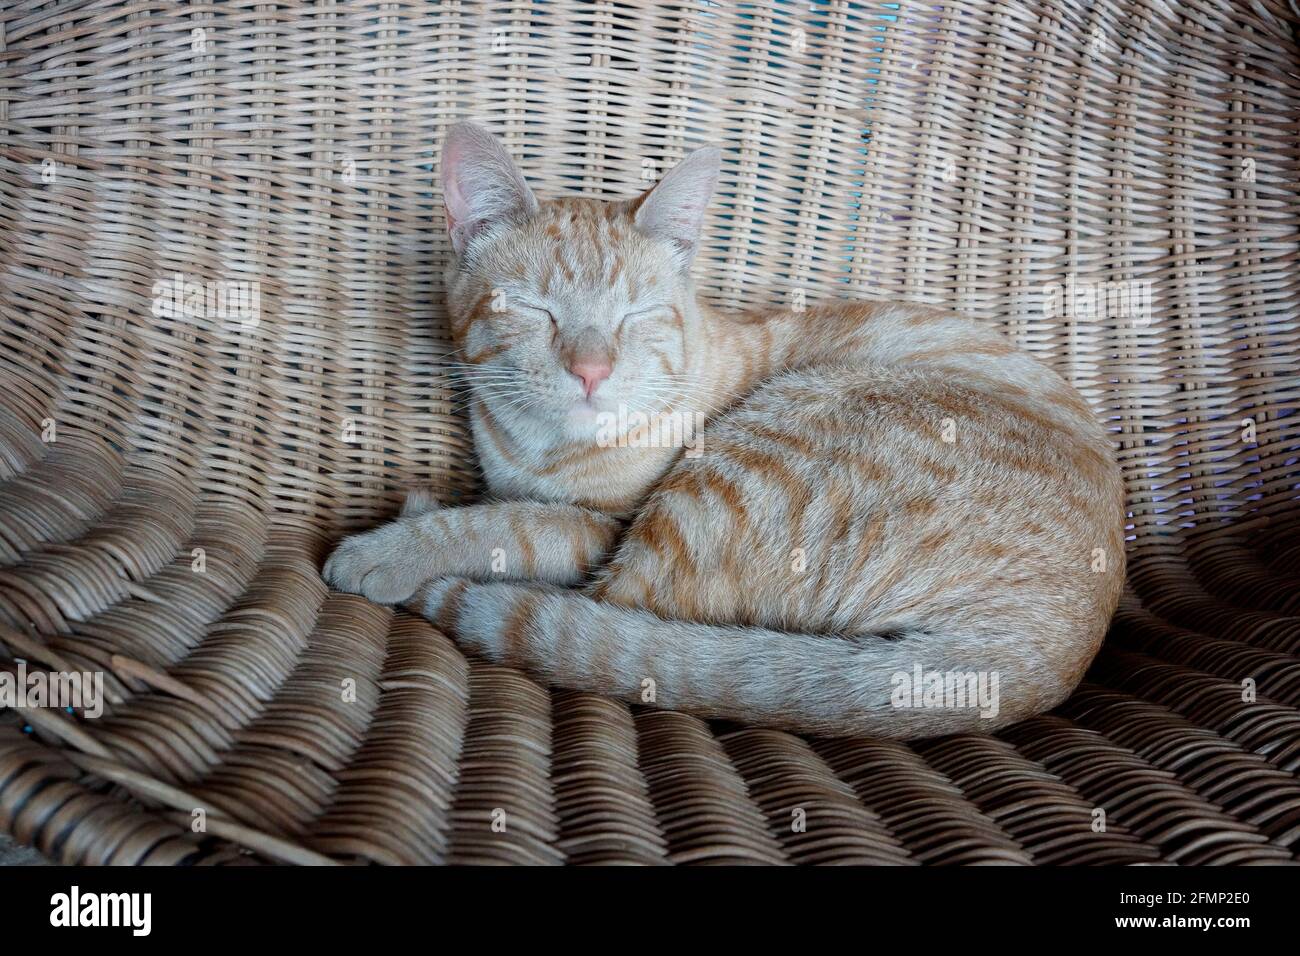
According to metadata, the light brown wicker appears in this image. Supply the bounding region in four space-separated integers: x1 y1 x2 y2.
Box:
0 0 1297 865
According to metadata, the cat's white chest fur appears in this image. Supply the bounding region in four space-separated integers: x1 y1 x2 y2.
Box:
471 404 683 514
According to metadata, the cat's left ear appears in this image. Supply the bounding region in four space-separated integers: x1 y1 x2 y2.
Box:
441 122 539 257
631 147 720 269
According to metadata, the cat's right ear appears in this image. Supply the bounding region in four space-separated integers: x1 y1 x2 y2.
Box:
440 122 538 256
631 146 721 270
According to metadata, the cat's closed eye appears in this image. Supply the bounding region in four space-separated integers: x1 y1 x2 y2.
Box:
511 302 556 325
620 305 669 324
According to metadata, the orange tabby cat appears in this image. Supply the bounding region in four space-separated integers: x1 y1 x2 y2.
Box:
324 122 1125 739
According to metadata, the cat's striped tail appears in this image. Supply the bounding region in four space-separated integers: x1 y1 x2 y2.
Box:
412 578 1035 740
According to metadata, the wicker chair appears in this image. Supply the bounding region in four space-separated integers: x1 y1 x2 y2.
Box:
1 0 1297 865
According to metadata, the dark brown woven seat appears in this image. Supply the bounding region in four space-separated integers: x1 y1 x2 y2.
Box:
0 0 1297 864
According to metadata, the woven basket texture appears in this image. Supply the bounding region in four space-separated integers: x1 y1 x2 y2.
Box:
1 0 1298 865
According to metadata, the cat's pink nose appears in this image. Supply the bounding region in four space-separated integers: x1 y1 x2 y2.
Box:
569 360 612 398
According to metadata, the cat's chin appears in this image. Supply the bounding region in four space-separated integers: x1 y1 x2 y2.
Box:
563 398 625 442
565 401 604 431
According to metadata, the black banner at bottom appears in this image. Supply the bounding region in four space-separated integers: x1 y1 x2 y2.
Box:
0 864 1288 942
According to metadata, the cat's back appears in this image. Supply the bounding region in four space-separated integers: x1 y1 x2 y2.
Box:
621 303 1125 661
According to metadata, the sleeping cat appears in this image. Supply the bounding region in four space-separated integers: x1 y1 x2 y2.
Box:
323 122 1125 739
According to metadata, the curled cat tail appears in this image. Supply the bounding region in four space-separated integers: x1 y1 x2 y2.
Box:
412 578 1056 740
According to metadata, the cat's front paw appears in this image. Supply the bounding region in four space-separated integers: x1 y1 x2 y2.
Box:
400 487 441 518
323 520 428 604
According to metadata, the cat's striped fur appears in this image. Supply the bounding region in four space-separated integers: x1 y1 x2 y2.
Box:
323 123 1125 739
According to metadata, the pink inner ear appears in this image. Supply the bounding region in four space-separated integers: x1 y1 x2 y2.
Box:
441 146 469 231
439 125 538 253
443 182 462 231
633 148 720 260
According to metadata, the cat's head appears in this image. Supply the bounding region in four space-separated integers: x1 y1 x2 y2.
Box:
440 122 719 436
